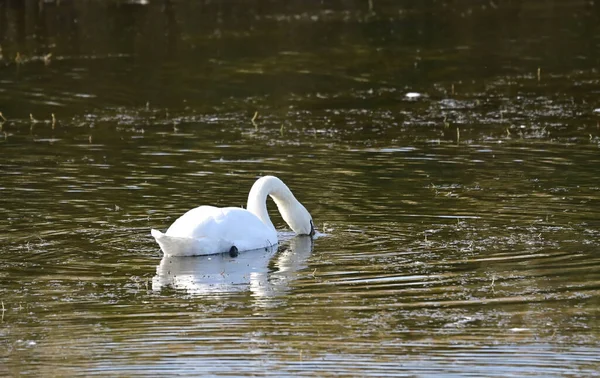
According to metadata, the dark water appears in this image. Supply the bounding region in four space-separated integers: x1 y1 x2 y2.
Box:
1 0 600 376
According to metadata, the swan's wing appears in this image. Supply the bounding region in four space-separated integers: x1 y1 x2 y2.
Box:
166 206 270 238
151 228 230 256
164 206 223 237
158 206 277 254
212 207 278 247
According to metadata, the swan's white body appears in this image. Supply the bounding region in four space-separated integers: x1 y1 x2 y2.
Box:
151 176 313 257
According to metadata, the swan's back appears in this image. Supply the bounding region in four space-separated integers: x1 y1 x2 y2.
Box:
166 206 272 240
152 206 277 256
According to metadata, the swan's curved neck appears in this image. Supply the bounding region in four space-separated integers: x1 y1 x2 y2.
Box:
247 176 300 232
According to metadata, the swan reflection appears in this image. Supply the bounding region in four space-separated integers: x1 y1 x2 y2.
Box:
152 235 313 298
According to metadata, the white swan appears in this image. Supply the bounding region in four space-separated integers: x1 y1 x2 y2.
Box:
151 176 314 256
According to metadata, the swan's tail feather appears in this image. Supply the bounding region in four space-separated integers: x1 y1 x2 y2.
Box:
151 229 228 257
151 229 164 240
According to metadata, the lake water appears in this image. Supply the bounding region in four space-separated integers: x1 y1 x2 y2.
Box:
1 0 600 376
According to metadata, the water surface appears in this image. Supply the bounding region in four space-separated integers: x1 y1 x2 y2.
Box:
1 1 600 376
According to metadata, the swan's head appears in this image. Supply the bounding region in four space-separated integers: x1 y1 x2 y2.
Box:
279 201 315 236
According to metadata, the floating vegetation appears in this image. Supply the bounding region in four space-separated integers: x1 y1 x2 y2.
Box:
44 53 52 66
251 111 259 129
